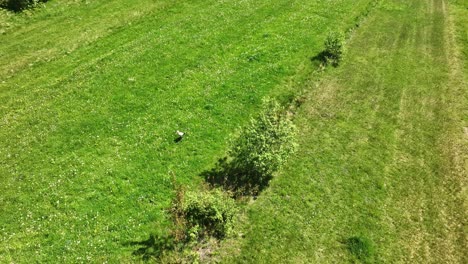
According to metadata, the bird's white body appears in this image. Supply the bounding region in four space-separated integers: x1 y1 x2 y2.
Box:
176 130 185 137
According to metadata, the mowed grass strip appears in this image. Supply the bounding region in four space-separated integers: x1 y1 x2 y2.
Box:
0 0 374 262
0 0 169 77
220 0 467 262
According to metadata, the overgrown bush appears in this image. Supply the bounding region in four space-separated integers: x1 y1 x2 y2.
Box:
203 98 298 195
171 187 237 242
229 98 297 188
0 0 47 12
324 31 346 66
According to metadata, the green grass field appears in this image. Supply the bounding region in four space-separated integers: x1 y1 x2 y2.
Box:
218 0 467 262
0 0 377 262
1 0 466 262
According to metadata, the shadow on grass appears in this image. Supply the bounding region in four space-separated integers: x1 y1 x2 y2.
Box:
342 236 375 263
0 0 48 12
127 234 176 261
310 51 339 68
310 51 328 65
201 157 271 197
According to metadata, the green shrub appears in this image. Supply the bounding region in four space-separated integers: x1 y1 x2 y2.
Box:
175 188 237 241
324 31 346 66
0 0 47 12
230 98 297 187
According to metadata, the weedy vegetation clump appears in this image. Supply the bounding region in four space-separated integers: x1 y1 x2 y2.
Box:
145 185 237 262
171 187 238 242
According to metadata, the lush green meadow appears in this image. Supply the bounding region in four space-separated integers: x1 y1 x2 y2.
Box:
219 0 467 262
0 0 377 262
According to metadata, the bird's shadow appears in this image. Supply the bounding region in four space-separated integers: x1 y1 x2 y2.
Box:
174 137 183 143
